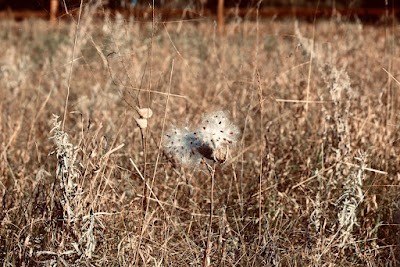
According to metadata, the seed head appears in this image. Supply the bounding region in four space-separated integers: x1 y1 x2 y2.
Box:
164 126 203 165
135 118 148 129
164 111 240 166
136 107 153 119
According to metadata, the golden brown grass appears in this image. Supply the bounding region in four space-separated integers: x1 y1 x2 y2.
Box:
0 9 400 266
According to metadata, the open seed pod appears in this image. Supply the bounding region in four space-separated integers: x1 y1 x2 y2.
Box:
213 146 229 164
164 111 240 166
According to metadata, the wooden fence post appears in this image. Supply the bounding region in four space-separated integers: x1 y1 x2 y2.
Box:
50 0 59 23
217 0 224 33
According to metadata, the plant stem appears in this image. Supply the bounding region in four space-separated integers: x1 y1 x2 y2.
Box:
203 162 215 267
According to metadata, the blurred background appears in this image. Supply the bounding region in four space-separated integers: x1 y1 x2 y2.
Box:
0 0 399 21
0 0 399 9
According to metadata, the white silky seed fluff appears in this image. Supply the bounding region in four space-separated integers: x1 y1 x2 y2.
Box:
197 111 240 151
164 111 240 166
164 126 202 166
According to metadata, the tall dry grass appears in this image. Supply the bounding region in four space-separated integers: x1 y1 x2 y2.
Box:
0 5 400 266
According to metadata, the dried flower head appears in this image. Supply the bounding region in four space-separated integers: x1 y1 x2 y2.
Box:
136 107 153 119
134 107 153 130
135 118 148 129
164 111 240 166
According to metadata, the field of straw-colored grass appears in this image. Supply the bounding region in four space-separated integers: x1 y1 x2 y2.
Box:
1 8 400 266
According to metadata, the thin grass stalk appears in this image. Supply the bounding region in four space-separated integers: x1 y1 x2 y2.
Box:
62 0 83 131
134 1 156 264
203 162 215 267
305 0 319 112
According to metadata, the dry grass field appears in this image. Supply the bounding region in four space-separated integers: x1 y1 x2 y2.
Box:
1 6 400 266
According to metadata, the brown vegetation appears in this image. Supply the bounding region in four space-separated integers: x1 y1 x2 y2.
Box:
0 6 400 265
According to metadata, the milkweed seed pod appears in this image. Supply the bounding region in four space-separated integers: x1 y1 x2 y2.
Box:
196 111 240 163
164 126 203 166
164 111 240 166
